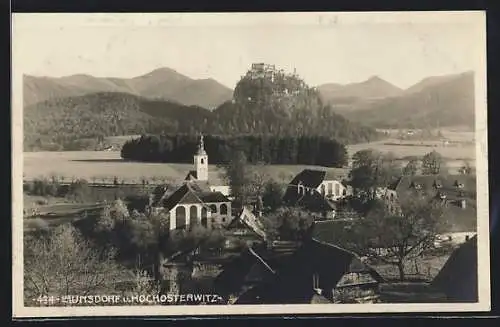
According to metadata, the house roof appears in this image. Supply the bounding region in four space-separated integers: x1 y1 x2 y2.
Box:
390 174 476 200
292 238 384 283
213 246 285 298
388 174 477 232
226 207 267 240
431 235 478 302
282 187 336 213
214 239 383 304
296 191 337 212
289 169 346 188
312 220 365 252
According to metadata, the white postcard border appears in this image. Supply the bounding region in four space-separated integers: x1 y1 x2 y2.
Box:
11 11 490 318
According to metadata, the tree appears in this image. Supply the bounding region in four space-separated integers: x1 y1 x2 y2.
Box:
349 149 401 201
220 150 253 208
403 159 420 176
24 224 129 303
246 162 270 197
422 150 445 175
354 192 445 281
261 179 285 212
164 225 225 257
262 207 315 242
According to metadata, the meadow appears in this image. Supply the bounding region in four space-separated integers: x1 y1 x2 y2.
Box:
23 150 349 184
23 128 475 182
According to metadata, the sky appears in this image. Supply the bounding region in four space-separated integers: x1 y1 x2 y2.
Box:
12 12 486 89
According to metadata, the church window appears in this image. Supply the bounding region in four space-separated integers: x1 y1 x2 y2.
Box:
335 183 340 196
175 206 186 229
328 183 333 195
189 205 198 226
210 204 217 214
220 203 228 215
201 158 204 164
201 207 208 228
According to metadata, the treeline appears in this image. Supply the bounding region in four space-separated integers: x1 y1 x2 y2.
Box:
121 134 349 167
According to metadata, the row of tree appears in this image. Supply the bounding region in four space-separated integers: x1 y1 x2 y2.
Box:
120 134 349 167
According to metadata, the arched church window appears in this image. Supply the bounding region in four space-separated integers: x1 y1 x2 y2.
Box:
201 207 208 228
210 204 217 214
220 203 228 215
175 206 186 229
190 205 198 227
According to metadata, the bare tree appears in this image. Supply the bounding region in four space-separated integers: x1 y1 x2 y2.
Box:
24 224 129 303
422 150 446 175
354 192 444 281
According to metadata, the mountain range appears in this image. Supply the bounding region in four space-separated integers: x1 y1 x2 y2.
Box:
316 71 475 129
24 67 382 152
330 72 475 129
24 67 475 130
23 68 233 110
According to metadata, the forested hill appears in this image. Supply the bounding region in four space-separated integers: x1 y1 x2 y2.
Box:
210 67 380 142
23 92 213 151
24 66 382 151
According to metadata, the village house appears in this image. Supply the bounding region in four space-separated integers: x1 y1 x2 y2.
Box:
282 169 352 219
150 135 232 230
213 238 383 304
384 174 477 235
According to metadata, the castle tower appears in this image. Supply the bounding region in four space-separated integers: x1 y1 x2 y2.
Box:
194 134 208 181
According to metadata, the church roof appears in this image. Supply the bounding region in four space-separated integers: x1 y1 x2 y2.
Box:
199 191 231 203
184 170 226 186
157 181 229 211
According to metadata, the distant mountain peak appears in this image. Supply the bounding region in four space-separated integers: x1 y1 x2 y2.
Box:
23 67 233 109
318 75 402 102
367 75 383 82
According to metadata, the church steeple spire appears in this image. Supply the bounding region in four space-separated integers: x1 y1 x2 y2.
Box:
197 134 207 156
194 133 208 181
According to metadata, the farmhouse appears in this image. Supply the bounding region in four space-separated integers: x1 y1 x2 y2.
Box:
214 239 383 304
283 169 352 219
385 174 477 232
150 135 232 230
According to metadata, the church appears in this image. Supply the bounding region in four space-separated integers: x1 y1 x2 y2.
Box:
150 135 232 230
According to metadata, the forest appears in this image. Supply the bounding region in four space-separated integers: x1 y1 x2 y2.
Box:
121 134 349 167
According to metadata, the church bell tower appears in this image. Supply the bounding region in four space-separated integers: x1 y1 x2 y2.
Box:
194 134 208 181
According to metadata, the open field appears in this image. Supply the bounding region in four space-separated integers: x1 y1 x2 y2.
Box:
348 128 475 174
23 151 349 184
347 140 475 161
